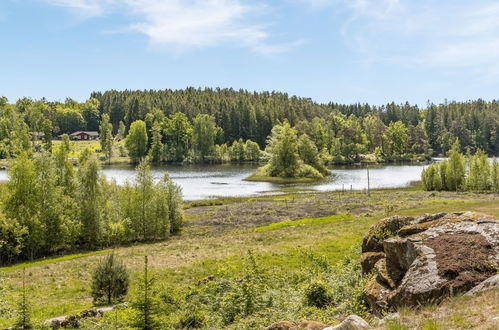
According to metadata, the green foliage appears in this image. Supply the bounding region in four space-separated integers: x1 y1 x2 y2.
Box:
192 114 219 162
0 215 27 265
266 121 301 177
0 151 184 265
422 145 494 192
304 280 332 308
78 152 102 246
14 269 31 330
132 256 160 330
164 112 192 162
445 139 465 191
467 148 491 191
491 158 499 192
178 309 206 329
148 123 164 163
385 121 408 157
126 120 148 162
99 113 113 163
297 134 328 175
91 253 129 305
244 139 261 161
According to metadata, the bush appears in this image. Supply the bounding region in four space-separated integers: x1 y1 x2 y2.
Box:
304 280 331 308
178 309 206 329
91 253 129 305
297 164 324 179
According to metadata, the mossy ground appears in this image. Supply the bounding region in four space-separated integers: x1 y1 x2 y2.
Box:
0 188 497 328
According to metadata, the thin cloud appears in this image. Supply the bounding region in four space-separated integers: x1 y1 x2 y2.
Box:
43 0 114 17
334 0 499 73
43 0 296 54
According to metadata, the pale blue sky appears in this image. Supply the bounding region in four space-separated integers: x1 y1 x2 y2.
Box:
1 0 499 105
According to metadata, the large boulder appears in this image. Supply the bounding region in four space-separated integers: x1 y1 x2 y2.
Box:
362 212 499 314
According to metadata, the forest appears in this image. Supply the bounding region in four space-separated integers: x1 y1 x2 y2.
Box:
0 90 498 168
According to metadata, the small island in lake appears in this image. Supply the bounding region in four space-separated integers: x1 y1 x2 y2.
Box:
246 121 330 183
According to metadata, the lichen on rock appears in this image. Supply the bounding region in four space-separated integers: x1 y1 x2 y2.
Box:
361 212 499 314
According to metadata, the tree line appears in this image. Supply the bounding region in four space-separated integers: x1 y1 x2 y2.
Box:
1 90 497 163
0 141 184 265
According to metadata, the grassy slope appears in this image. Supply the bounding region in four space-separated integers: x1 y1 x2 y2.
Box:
0 188 497 327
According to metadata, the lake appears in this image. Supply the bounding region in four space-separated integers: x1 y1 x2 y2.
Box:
0 162 430 201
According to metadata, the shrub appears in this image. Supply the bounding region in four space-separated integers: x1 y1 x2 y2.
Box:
91 253 129 305
178 309 206 329
304 280 331 308
297 164 324 179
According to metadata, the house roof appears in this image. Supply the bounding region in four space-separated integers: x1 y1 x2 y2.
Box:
69 131 99 136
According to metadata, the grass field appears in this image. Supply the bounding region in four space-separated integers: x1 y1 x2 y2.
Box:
0 187 497 328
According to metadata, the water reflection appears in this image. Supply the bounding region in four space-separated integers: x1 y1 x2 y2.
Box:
0 162 430 201
100 162 429 200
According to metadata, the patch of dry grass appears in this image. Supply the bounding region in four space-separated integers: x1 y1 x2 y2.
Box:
378 289 499 329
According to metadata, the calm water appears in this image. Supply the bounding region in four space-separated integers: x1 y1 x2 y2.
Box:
0 162 429 201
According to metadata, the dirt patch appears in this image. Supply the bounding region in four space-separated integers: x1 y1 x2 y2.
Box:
426 233 496 290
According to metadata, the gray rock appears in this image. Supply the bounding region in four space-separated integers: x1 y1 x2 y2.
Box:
362 212 499 314
465 274 499 296
324 315 370 330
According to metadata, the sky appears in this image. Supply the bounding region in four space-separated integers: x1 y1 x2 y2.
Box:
1 0 499 106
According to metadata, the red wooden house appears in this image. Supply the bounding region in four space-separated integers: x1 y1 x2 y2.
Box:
69 131 99 141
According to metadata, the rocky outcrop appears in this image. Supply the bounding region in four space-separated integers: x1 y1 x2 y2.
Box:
361 212 499 314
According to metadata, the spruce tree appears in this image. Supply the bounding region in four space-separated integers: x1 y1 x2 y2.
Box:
132 256 159 330
91 253 129 305
148 123 164 163
15 268 32 330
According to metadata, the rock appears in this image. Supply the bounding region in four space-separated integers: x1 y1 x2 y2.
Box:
266 321 297 330
465 274 499 296
266 321 332 330
362 212 499 314
324 315 370 329
297 320 331 329
362 216 414 252
360 252 385 274
374 258 397 289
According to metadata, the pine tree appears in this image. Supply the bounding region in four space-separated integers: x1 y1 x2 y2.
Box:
117 121 126 141
91 253 129 305
15 268 32 329
132 256 159 330
148 123 163 163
